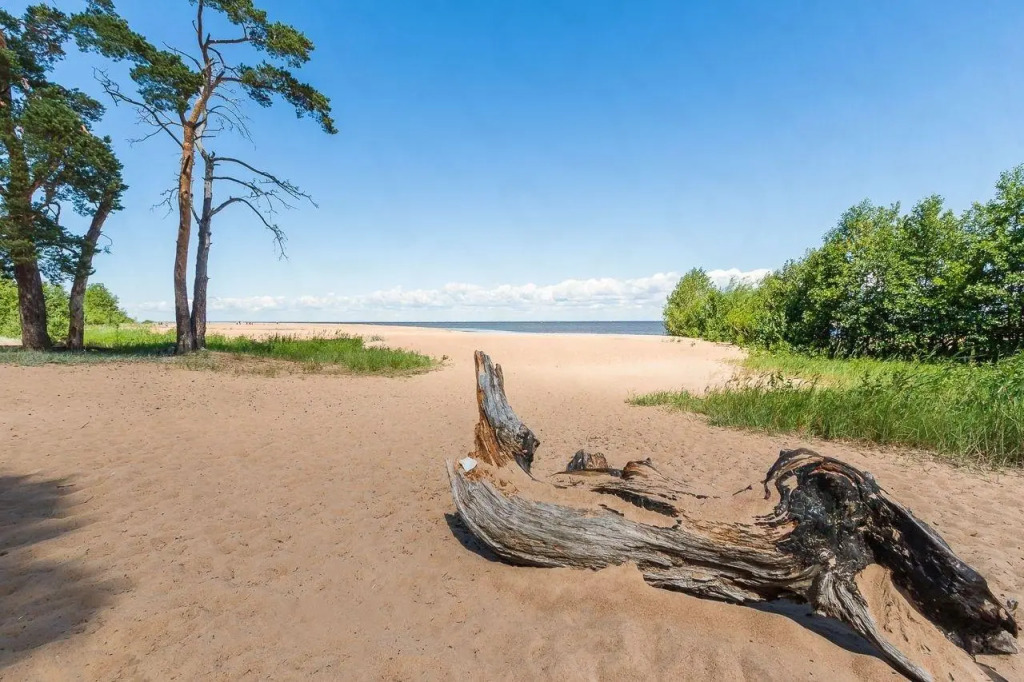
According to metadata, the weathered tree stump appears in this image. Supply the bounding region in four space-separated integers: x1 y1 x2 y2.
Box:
447 351 1018 682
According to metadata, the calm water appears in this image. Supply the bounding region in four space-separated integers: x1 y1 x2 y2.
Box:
343 321 666 335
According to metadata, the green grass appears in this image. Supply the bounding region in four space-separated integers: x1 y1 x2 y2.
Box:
205 333 433 373
0 325 434 374
740 350 925 385
631 352 1024 467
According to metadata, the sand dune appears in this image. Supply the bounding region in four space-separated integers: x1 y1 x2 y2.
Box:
1 323 1020 680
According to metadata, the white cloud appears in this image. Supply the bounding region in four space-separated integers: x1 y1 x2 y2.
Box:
135 300 172 312
130 268 771 320
706 268 772 288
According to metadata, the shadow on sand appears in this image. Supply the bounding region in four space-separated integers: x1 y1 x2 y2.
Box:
0 474 121 669
748 599 881 657
444 513 503 563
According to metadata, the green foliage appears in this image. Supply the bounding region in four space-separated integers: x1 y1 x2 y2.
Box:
42 282 69 341
84 283 133 324
0 280 131 339
742 350 921 385
2 5 122 263
1 3 125 351
631 353 1024 467
663 165 1024 360
0 278 18 337
663 269 775 346
0 6 70 87
72 2 199 114
0 278 66 338
72 0 336 133
663 269 718 338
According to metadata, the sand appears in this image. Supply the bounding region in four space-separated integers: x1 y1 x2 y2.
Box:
0 322 1020 681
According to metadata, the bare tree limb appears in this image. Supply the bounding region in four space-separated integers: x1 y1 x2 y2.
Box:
195 0 206 62
154 185 200 223
212 156 316 206
97 70 183 147
207 32 250 46
211 195 287 253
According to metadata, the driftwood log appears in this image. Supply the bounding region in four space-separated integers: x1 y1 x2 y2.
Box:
447 351 1019 682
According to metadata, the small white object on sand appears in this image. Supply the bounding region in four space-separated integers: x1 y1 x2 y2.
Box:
459 457 478 472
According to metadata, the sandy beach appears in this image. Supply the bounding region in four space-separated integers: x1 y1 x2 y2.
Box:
1 323 1020 681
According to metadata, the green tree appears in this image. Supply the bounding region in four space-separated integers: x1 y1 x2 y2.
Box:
1 6 77 348
668 164 1024 360
718 283 760 345
1 5 125 349
889 195 966 356
744 270 792 349
74 0 336 353
187 150 311 348
962 166 1024 359
84 282 132 324
66 136 126 349
663 269 721 339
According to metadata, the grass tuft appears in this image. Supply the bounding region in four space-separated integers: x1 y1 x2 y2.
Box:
631 352 1024 468
0 326 434 375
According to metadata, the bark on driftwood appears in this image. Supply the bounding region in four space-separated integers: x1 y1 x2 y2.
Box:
447 351 1019 682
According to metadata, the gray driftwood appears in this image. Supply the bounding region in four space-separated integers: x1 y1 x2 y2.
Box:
447 351 1019 682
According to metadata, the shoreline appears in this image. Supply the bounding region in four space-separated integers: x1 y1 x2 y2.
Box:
152 320 674 340
164 320 668 337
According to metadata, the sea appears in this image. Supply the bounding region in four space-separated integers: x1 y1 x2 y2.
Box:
340 321 666 336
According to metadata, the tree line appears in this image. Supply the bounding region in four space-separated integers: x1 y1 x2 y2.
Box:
0 280 132 339
0 0 334 352
664 165 1024 360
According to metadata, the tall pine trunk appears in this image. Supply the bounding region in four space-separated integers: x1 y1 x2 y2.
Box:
190 153 214 349
12 252 50 350
68 198 114 350
174 128 197 353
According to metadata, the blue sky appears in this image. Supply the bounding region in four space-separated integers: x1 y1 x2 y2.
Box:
27 0 1024 320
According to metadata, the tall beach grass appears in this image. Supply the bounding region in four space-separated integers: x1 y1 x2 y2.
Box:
0 325 434 374
632 353 1024 467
